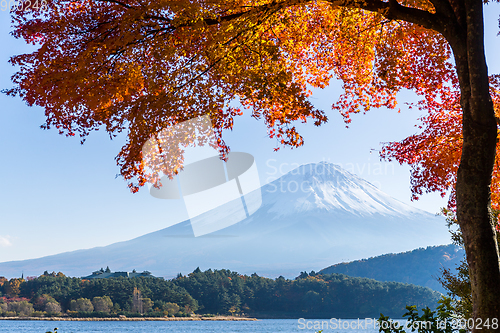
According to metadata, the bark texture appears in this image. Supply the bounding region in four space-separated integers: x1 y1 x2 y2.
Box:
368 0 500 325
452 0 500 328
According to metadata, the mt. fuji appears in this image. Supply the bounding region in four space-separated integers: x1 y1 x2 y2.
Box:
261 162 424 217
0 162 451 278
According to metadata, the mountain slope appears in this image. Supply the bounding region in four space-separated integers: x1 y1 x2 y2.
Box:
319 244 465 293
0 162 451 279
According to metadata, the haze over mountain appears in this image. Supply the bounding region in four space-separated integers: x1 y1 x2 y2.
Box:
0 162 451 278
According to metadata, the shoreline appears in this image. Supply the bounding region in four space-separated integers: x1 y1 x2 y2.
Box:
0 316 258 321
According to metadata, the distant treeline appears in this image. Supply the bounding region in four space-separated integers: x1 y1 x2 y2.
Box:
0 269 441 318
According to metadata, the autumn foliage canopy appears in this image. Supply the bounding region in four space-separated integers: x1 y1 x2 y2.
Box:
6 0 500 212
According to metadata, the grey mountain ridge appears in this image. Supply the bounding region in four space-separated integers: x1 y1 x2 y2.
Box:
0 162 451 281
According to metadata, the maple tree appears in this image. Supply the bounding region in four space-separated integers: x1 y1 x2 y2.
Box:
5 0 500 328
381 75 500 213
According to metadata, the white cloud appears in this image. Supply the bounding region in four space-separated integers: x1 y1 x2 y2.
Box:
0 236 12 247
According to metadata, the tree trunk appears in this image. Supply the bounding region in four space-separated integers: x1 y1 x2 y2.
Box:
452 0 500 328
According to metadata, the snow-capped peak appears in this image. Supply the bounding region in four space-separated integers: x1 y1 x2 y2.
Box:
262 162 425 218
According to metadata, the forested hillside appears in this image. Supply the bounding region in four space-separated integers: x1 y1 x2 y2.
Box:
176 269 441 318
320 244 464 293
0 269 441 318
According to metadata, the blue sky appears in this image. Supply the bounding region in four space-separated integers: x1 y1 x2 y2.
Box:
0 6 499 264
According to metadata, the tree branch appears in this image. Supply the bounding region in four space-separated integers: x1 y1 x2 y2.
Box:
325 0 445 33
97 0 136 10
96 0 460 52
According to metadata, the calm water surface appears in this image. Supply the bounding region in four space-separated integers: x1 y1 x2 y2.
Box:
0 319 384 333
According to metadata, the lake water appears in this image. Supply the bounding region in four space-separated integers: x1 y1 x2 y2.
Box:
0 319 385 333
